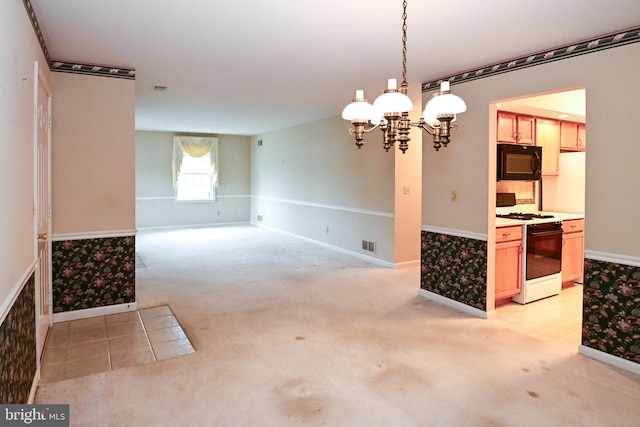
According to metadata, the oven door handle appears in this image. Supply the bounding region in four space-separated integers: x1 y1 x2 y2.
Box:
528 229 562 236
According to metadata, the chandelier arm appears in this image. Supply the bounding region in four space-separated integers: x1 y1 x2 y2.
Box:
408 120 439 136
410 123 436 136
347 123 381 136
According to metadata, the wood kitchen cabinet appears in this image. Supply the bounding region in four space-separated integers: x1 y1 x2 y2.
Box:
536 118 560 176
562 219 585 287
560 121 586 151
495 225 523 301
497 112 535 145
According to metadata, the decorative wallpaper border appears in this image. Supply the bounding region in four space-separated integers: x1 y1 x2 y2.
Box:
423 26 640 91
420 231 487 311
52 235 136 313
22 0 50 62
50 61 136 79
0 273 36 403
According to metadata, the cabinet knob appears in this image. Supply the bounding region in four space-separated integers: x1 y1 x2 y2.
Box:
502 233 510 238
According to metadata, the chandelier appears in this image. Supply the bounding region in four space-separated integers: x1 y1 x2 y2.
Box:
341 0 467 152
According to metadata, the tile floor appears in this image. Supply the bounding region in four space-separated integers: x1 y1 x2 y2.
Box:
40 305 195 383
495 283 583 348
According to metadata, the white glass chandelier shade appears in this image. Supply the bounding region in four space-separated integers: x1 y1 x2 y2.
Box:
424 81 467 117
372 79 413 115
368 105 387 125
421 104 440 126
342 90 375 121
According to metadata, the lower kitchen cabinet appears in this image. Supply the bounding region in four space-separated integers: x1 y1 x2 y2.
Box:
562 219 585 286
495 225 522 300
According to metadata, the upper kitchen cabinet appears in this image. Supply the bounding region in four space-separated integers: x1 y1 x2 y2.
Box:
560 121 586 151
536 118 560 176
497 112 535 145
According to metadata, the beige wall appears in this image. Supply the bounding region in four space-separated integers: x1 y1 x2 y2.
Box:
135 130 251 228
251 115 397 264
422 42 640 258
0 0 50 306
51 72 135 235
394 83 423 264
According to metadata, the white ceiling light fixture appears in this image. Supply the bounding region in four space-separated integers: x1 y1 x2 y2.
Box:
342 0 467 152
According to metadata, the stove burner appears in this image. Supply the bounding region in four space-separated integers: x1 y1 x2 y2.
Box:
496 212 555 221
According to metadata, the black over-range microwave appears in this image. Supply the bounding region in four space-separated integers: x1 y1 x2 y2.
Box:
497 143 542 181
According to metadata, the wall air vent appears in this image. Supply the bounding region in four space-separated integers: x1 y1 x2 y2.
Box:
152 85 168 91
361 240 376 253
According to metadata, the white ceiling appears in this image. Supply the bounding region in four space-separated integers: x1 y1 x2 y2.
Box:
29 0 640 136
498 89 586 123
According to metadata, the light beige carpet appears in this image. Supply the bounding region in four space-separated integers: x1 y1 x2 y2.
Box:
35 225 640 426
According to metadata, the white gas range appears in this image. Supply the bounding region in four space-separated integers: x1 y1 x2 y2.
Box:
496 200 565 304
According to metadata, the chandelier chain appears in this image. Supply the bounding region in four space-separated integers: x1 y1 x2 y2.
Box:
401 0 408 86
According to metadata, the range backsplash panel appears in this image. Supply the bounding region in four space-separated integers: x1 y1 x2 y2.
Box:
421 231 487 311
0 274 36 403
583 258 640 365
52 236 135 312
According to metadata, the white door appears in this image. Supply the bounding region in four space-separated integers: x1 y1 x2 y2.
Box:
34 62 52 361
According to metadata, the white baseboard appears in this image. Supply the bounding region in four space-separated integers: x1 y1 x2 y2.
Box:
53 302 138 323
28 370 39 404
251 222 396 268
579 345 640 376
394 260 421 269
418 289 488 319
136 221 249 231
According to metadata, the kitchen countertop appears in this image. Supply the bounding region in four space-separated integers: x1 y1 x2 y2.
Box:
496 211 584 227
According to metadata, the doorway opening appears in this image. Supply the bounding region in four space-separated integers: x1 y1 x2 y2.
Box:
491 88 586 348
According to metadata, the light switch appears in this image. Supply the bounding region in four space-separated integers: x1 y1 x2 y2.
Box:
403 186 410 195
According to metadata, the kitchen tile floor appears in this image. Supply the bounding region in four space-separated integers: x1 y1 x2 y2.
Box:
40 306 194 383
495 283 583 348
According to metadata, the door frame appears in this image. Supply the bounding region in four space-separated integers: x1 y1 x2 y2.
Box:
34 61 53 365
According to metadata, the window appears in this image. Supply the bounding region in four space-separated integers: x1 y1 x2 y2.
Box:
176 153 214 200
173 136 218 201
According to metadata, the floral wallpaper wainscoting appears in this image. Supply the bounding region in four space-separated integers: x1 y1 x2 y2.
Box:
52 236 136 313
0 274 36 403
420 231 488 311
583 258 640 365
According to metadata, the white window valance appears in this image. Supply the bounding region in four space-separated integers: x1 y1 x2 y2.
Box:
172 136 218 187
